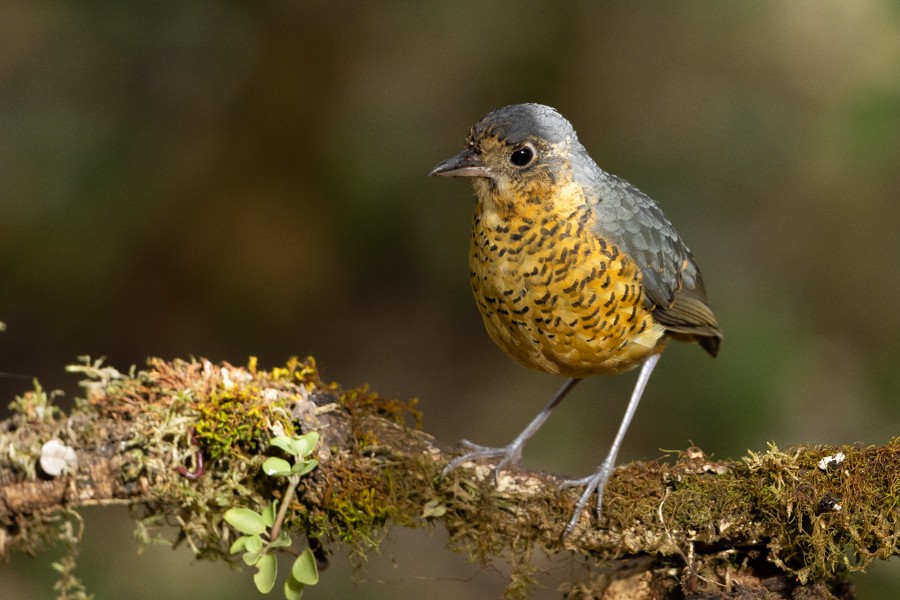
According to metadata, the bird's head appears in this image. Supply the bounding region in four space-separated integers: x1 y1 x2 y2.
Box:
430 104 586 213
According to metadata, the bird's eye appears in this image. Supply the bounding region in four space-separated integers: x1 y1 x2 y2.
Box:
509 144 535 167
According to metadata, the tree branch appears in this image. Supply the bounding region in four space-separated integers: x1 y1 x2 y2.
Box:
0 357 893 599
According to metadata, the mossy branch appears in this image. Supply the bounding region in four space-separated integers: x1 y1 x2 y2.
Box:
0 357 892 599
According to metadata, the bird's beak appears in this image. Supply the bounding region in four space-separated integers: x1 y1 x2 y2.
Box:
429 149 490 178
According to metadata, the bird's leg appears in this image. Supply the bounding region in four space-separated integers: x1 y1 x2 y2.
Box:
559 353 660 539
441 377 582 483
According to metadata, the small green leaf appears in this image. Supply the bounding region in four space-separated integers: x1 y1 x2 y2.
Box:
269 530 292 549
291 432 319 457
254 552 278 594
291 548 319 585
421 498 447 518
291 459 318 477
263 456 293 477
224 507 266 535
284 576 305 600
244 535 263 554
262 501 278 528
242 550 261 566
270 435 295 454
229 535 252 555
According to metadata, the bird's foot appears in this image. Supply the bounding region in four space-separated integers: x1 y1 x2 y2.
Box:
558 457 615 540
440 439 523 484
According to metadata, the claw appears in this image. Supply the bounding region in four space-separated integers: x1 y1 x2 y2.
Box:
440 378 583 484
559 458 615 540
440 439 523 482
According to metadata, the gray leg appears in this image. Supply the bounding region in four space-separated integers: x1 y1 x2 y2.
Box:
441 377 582 481
560 353 661 539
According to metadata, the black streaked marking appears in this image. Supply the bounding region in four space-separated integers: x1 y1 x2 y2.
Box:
540 223 561 236
626 304 638 322
581 305 601 320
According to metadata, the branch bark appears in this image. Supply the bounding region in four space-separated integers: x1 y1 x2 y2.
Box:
0 357 894 599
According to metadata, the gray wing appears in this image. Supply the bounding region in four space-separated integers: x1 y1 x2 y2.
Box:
586 170 722 355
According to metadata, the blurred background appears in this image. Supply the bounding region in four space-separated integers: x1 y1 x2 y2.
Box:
2 1 899 598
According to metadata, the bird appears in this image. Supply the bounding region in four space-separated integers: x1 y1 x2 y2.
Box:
429 103 722 538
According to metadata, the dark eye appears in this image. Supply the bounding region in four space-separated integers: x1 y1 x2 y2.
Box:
509 145 535 167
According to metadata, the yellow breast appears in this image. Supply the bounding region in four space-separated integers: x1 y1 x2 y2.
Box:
469 183 666 377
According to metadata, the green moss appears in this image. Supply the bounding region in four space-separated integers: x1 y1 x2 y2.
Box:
194 387 294 460
294 429 432 555
339 384 422 429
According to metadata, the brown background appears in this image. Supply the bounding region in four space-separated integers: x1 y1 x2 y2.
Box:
2 2 899 598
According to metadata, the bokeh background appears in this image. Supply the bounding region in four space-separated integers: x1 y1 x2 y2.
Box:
2 1 900 598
